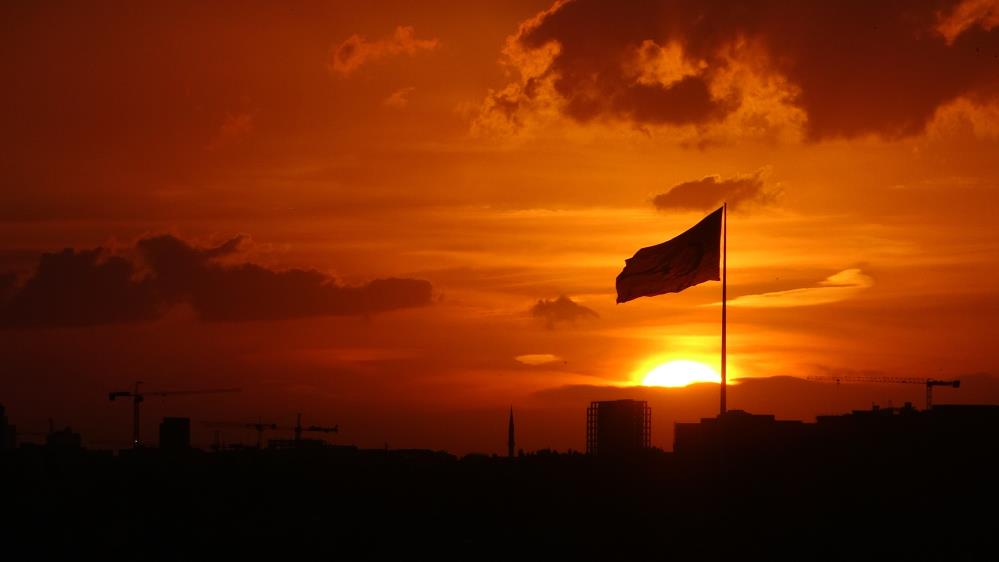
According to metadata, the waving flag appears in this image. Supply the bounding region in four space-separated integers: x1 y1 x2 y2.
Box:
615 207 723 304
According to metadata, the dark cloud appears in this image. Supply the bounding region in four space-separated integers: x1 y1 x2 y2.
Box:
0 249 160 328
653 169 777 211
529 295 598 329
493 0 999 139
0 235 432 328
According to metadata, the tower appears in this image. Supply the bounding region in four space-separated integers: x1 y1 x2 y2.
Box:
507 406 515 458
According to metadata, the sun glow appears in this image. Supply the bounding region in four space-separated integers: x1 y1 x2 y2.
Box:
641 360 720 387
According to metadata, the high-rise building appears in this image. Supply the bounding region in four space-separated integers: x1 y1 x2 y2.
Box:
159 417 191 451
586 399 651 456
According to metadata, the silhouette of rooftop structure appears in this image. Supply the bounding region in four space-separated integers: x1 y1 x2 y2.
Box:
674 409 806 457
0 404 14 450
159 417 191 452
586 399 651 456
268 437 327 450
45 425 82 450
675 403 999 460
507 407 515 458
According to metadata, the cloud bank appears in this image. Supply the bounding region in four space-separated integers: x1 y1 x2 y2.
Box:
479 0 999 140
0 235 433 328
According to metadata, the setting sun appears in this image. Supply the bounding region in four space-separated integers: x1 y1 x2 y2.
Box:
642 360 720 388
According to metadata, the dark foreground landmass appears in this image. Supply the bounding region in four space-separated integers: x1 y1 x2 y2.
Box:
3 408 999 561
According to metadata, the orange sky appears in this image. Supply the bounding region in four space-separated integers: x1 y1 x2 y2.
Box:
2 0 999 453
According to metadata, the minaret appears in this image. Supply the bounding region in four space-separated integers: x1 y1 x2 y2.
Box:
507 406 515 458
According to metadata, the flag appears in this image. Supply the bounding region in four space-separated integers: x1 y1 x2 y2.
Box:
616 207 723 303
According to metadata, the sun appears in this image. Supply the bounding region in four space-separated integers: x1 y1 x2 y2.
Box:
642 360 720 388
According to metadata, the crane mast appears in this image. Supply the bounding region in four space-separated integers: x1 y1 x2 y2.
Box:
109 381 239 448
204 414 338 449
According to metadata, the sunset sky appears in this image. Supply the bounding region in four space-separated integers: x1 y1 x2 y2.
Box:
2 0 999 453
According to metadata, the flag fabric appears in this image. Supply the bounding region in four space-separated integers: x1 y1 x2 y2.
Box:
616 207 723 303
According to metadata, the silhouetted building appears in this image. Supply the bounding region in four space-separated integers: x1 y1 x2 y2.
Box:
508 406 515 458
159 417 191 451
46 426 82 450
268 438 326 450
0 404 14 450
586 399 651 456
675 404 999 460
674 410 807 458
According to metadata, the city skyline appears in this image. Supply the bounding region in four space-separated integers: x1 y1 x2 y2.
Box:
2 0 999 454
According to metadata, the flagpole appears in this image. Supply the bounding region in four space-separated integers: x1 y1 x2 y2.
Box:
721 202 727 416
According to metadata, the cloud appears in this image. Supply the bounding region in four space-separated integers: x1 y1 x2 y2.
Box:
529 295 598 329
480 0 999 140
383 87 416 109
726 268 873 308
0 235 433 328
330 26 439 75
938 0 999 44
515 353 564 365
929 97 999 139
0 249 161 328
653 169 777 211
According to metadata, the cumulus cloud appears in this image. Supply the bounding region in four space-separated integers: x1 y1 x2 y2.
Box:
0 235 432 328
529 295 598 329
653 169 778 211
478 0 999 140
929 97 999 139
726 268 873 308
330 26 439 75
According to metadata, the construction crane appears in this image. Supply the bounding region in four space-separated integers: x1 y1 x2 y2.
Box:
109 381 240 448
807 376 960 410
287 413 338 445
203 414 337 449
